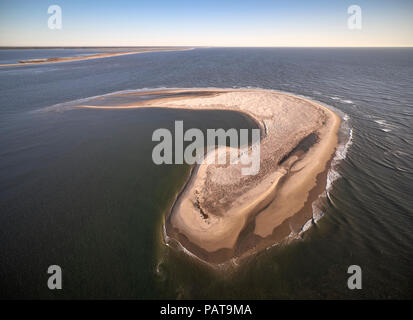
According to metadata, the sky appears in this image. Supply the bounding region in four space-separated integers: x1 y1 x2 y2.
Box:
0 0 412 47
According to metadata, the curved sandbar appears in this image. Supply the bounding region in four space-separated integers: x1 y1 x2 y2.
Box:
76 89 341 265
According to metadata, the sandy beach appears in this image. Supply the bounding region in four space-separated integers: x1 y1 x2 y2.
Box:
0 47 193 67
76 88 341 265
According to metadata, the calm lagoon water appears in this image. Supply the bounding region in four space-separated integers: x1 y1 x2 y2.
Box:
0 48 412 298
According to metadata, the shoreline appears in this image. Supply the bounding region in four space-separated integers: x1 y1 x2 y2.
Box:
0 47 194 67
74 88 341 266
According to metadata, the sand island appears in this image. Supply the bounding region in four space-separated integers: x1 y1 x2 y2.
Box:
76 89 341 266
0 47 193 67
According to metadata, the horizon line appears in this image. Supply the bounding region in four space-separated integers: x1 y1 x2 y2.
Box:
1 46 412 49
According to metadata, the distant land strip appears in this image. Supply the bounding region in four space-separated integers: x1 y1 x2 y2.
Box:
0 47 194 67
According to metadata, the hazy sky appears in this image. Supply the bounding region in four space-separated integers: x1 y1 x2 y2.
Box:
0 0 412 47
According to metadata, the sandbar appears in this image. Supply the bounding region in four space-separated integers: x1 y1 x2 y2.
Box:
75 88 341 266
0 47 193 67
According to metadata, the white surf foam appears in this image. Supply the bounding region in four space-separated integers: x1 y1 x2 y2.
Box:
301 219 313 233
326 126 353 193
330 96 354 104
297 112 353 239
374 119 394 132
312 199 325 222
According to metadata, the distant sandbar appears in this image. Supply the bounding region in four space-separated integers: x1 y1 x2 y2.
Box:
0 47 193 67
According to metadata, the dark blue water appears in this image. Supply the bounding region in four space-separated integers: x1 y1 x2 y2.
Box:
0 48 412 298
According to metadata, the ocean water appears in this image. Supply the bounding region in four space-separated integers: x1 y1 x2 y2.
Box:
0 48 412 299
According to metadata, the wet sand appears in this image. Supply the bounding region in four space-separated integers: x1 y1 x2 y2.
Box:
76 89 341 265
0 47 193 67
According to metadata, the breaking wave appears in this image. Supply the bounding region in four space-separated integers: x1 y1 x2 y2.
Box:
330 96 354 104
297 103 353 236
374 119 394 132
